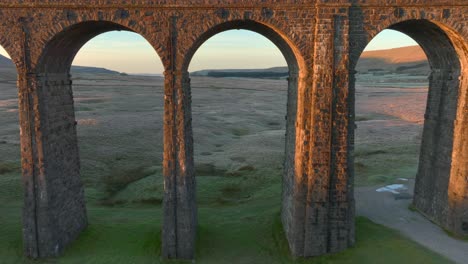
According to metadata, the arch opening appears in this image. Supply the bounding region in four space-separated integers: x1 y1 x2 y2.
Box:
37 21 129 73
185 23 303 257
29 21 166 257
183 20 302 76
351 19 468 239
71 30 165 208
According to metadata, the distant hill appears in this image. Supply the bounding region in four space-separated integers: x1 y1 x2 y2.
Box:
357 45 429 75
191 67 289 79
192 67 290 79
0 54 120 75
0 54 14 68
70 65 120 75
0 45 429 78
191 45 430 78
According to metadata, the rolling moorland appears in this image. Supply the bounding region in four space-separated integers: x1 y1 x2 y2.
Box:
192 45 429 78
0 45 465 263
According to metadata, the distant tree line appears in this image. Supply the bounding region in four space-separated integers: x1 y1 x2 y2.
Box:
206 71 288 79
395 63 428 72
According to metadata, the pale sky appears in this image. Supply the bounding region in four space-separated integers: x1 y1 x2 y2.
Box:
0 29 417 74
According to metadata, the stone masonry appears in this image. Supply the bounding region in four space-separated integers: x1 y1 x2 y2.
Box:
0 0 466 260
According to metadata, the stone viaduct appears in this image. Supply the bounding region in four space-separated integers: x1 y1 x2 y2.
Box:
0 0 466 260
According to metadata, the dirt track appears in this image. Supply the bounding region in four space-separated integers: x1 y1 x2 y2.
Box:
356 180 468 264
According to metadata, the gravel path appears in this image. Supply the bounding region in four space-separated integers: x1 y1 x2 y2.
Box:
356 180 468 264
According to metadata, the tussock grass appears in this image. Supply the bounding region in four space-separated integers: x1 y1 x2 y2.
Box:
354 144 420 186
195 163 228 176
101 166 155 197
355 115 373 122
75 105 93 112
408 204 418 212
0 162 19 175
238 165 256 172
443 228 468 242
99 167 164 206
231 127 250 137
355 149 387 157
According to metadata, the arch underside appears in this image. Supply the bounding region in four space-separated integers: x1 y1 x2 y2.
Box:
391 20 468 236
351 19 468 236
164 19 304 259
24 21 164 258
37 21 129 73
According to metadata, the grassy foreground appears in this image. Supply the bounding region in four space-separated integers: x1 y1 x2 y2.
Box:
0 74 452 263
0 177 452 264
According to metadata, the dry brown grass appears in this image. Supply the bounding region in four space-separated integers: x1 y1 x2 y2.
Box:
361 45 427 64
77 118 99 126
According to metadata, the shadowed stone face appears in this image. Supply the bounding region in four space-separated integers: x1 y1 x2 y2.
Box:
0 0 466 260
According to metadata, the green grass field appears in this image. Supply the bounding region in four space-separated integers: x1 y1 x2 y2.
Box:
0 167 453 264
0 74 455 263
354 143 421 186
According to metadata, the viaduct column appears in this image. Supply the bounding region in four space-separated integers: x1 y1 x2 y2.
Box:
326 13 355 253
415 67 468 236
161 15 197 258
448 69 468 235
162 69 197 259
18 21 87 258
299 8 354 256
18 69 41 258
281 70 311 256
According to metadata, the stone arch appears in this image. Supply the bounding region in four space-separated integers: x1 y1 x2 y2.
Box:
36 20 166 73
350 14 467 70
350 18 468 236
174 19 307 258
25 20 166 258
